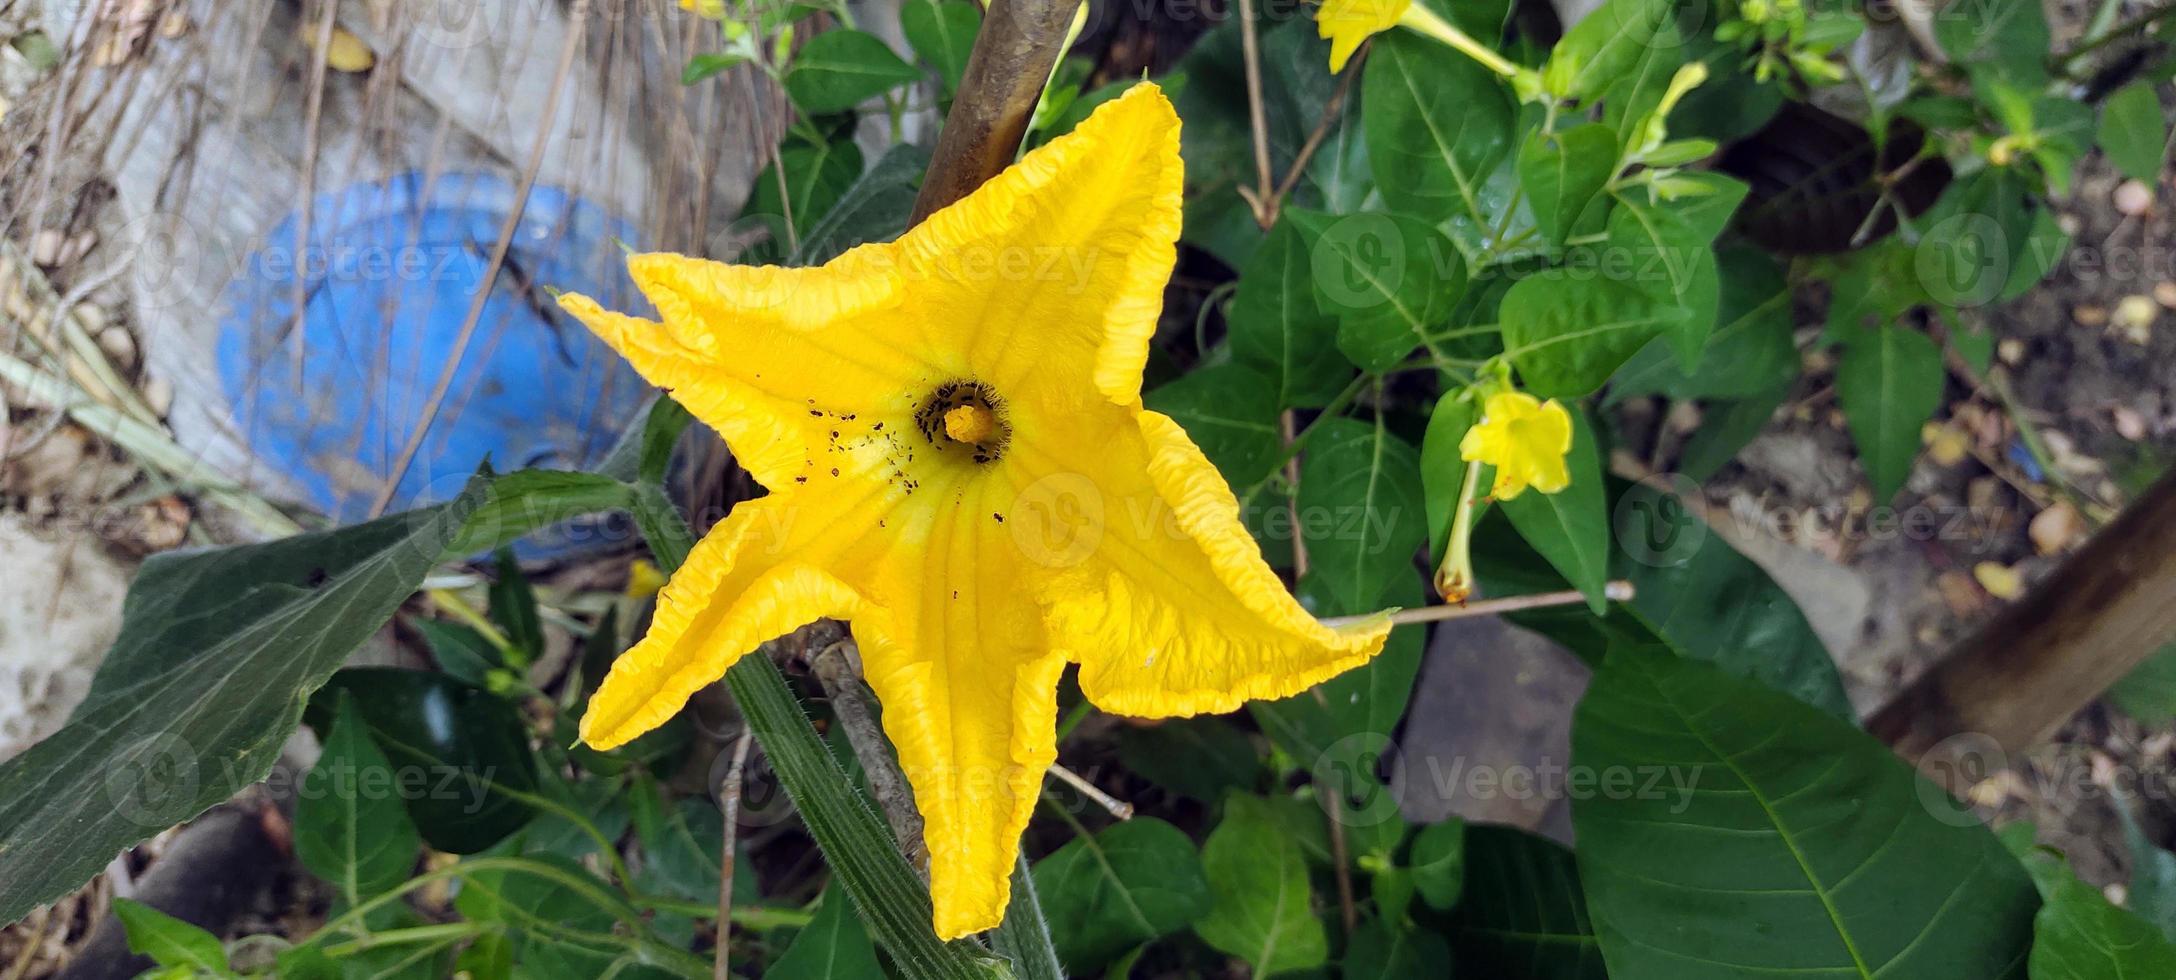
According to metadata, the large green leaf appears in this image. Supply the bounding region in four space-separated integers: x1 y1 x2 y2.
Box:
782 29 921 114
1342 917 1451 980
0 480 483 924
2102 81 2168 184
900 0 980 96
1501 272 1679 398
789 142 929 266
308 668 543 854
1228 215 1355 408
1610 246 1795 401
1937 0 2050 84
1604 173 1747 368
294 692 423 903
1500 409 1609 611
768 887 884 980
1543 0 1677 103
1482 478 1852 718
1449 825 1606 980
1520 124 1618 249
1571 649 2039 979
1146 362 1285 486
1034 816 1211 974
2031 867 2176 978
748 137 866 247
1287 209 1463 372
1115 718 1263 805
1362 33 1514 238
1295 416 1428 612
1836 323 1944 501
1194 795 1327 975
114 898 232 975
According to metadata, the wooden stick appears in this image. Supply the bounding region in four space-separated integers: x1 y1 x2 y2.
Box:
1319 582 1635 629
1047 763 1132 820
714 731 754 980
1870 469 2176 791
908 0 1084 225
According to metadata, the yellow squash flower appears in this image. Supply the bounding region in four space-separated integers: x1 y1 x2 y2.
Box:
1459 391 1573 500
556 84 1391 940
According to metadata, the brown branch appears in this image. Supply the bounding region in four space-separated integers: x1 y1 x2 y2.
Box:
714 730 754 980
1870 468 2176 792
809 640 928 873
908 0 1084 225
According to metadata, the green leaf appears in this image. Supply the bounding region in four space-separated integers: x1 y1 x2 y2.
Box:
414 618 502 687
2121 801 2176 942
1500 408 1609 611
444 469 637 557
309 668 543 854
1937 0 2050 85
791 142 930 266
1408 818 1465 910
1501 272 1679 398
114 898 231 975
1145 362 1285 486
1286 209 1462 372
1418 389 1478 564
488 547 542 664
1489 478 1853 718
901 0 980 95
1229 215 1356 408
1544 0 1677 103
2101 81 2167 183
1449 825 1606 979
0 481 485 924
1115 718 1263 804
2109 643 2176 723
1609 246 1794 401
627 771 750 904
1193 795 1327 975
1520 123 1618 248
784 28 921 114
1034 817 1212 974
1605 173 1747 368
769 887 884 980
1836 323 1944 501
1295 416 1428 611
682 51 749 85
1362 32 1514 237
2031 867 2176 978
1342 917 1451 980
749 138 867 246
1571 649 2039 979
294 692 423 902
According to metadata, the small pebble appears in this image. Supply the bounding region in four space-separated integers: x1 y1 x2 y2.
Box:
2074 303 2109 328
2114 294 2156 344
2028 500 2086 555
2114 406 2147 441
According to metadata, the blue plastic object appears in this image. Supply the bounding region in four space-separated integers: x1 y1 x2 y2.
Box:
216 172 650 549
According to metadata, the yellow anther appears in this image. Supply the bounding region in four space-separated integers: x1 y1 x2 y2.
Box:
943 403 997 444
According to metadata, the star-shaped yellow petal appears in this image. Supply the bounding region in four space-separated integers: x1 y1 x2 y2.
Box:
1459 390 1573 500
557 82 1391 940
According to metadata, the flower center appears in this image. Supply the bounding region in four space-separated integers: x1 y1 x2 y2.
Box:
916 380 1009 463
942 404 997 445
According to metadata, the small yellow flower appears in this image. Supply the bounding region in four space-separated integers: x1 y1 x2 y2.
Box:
557 84 1390 940
1314 0 1526 80
678 0 726 18
1459 391 1573 500
1316 0 1410 73
625 559 668 599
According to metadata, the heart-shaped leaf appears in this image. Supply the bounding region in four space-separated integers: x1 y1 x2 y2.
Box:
1034 817 1211 974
